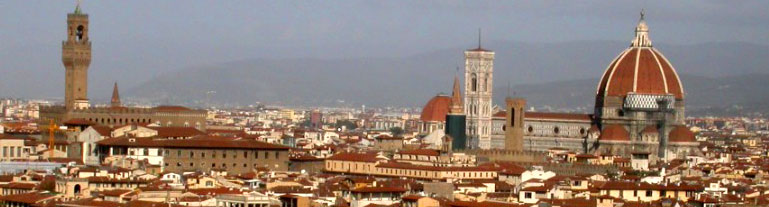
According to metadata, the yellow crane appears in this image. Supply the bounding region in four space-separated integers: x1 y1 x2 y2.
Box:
47 120 58 158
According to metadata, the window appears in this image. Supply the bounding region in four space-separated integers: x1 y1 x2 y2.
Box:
201 152 206 158
471 74 477 92
645 190 652 197
190 151 194 158
255 151 259 159
510 110 515 126
190 162 194 167
244 151 248 158
223 151 227 158
554 127 560 134
525 192 532 199
275 151 279 159
177 150 181 156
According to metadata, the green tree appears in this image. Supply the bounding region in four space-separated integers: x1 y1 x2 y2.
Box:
389 127 405 136
335 120 358 130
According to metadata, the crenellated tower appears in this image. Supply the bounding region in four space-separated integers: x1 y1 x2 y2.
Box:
62 3 92 110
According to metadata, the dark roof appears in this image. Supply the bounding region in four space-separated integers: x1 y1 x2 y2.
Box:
97 135 289 150
153 105 192 111
351 186 407 193
525 112 593 121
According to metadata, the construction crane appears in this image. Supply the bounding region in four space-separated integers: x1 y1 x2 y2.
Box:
47 120 58 158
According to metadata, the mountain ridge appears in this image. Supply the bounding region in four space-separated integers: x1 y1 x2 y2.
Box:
118 40 768 115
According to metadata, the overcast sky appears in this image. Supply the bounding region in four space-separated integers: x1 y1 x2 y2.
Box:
0 1 767 98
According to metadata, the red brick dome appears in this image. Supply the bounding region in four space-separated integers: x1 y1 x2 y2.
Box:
599 124 630 142
596 47 683 99
668 125 696 143
596 14 684 100
420 95 451 122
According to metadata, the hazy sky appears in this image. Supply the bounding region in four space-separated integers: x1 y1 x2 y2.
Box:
0 1 767 99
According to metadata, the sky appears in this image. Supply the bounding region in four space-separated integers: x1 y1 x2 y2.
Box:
0 0 767 99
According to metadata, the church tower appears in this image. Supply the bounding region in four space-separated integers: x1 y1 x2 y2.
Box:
111 82 121 107
464 31 494 149
504 98 526 151
445 75 467 151
62 3 91 110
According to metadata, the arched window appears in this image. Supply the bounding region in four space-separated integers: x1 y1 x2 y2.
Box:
76 25 84 41
510 109 516 126
471 74 478 92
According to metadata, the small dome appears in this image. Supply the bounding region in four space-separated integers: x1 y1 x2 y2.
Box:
668 125 696 143
599 125 630 142
420 95 451 122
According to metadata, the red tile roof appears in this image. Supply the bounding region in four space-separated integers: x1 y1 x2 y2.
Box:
420 95 451 122
0 182 36 190
669 125 696 143
327 152 383 163
0 192 56 204
599 125 630 142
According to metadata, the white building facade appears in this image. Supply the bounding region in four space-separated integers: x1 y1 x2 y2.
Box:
464 46 494 149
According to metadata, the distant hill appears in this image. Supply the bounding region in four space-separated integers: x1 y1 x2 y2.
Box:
125 40 769 115
493 73 769 116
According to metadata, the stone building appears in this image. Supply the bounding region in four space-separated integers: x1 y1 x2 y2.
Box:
464 38 495 149
39 4 207 133
499 12 700 161
97 136 290 174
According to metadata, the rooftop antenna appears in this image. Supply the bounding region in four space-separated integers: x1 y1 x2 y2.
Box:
74 0 82 14
477 28 482 49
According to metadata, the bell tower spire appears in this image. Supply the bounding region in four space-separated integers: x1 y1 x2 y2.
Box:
449 74 464 114
111 82 121 107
